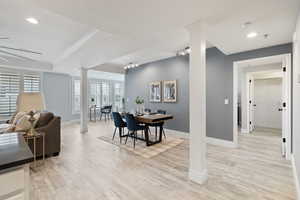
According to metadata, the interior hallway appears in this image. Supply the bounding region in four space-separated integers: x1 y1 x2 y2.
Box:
30 121 296 200
252 126 282 137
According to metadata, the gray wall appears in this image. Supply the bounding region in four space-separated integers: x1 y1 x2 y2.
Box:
42 72 80 121
125 56 189 132
125 43 292 141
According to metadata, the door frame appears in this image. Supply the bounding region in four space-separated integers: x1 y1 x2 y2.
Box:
246 73 254 133
233 54 292 159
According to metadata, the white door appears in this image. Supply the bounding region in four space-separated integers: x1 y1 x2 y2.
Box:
253 78 282 129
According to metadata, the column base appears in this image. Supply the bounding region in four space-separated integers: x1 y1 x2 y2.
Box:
189 168 208 184
80 126 88 133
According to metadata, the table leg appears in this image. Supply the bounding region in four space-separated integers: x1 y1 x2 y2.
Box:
158 124 163 143
119 127 122 143
33 136 36 168
145 125 150 146
43 134 45 165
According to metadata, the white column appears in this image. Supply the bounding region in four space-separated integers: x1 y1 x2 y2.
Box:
187 21 208 184
80 67 88 133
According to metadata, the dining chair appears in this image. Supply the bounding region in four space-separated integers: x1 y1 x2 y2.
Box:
157 109 166 115
124 114 146 148
100 105 112 120
112 112 127 143
144 108 151 113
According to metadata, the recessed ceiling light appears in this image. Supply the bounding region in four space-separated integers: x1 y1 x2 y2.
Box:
26 17 39 24
247 32 257 38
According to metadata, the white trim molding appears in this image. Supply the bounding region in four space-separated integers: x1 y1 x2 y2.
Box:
292 155 300 200
241 128 249 134
233 54 292 159
189 168 208 184
206 137 238 148
164 128 189 138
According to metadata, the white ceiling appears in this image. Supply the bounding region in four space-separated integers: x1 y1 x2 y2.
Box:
0 0 299 74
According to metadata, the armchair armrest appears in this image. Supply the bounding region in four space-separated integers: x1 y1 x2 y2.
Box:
35 116 61 156
35 116 61 134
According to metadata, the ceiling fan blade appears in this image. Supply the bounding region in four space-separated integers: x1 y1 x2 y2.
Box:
0 37 9 40
0 55 8 62
0 49 36 61
0 46 42 55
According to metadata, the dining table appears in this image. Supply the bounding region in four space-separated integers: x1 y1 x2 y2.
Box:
132 113 174 146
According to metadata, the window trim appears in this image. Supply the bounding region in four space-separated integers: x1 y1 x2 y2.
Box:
72 77 81 114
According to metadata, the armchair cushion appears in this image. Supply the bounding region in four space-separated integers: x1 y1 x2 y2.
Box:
14 115 31 132
12 112 27 125
8 111 40 132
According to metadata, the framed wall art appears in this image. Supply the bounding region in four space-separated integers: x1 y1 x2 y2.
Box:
149 81 161 102
163 80 177 102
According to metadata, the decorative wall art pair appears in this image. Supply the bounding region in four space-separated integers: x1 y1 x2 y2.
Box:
149 80 177 103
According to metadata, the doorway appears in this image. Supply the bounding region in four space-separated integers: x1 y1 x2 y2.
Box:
233 54 292 159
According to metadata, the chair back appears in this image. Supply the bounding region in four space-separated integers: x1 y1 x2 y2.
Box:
102 105 112 112
125 114 139 131
112 112 126 127
144 108 151 113
17 92 45 112
157 109 166 114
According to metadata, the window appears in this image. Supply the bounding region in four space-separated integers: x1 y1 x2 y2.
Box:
24 74 40 92
89 81 101 106
73 79 81 113
0 72 20 120
73 78 124 113
101 81 110 106
114 82 124 111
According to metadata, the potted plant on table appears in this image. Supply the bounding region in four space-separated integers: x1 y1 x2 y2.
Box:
135 96 144 115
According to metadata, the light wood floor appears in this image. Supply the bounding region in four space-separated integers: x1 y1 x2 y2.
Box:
30 121 296 200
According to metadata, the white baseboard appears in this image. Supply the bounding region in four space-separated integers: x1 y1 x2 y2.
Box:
164 128 189 138
189 168 208 184
291 155 300 200
164 129 237 148
241 128 249 134
206 137 237 148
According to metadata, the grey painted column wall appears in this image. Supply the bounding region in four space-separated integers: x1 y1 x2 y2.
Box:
42 72 80 121
125 43 292 141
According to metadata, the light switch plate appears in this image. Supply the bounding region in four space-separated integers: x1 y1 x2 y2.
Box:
224 98 229 105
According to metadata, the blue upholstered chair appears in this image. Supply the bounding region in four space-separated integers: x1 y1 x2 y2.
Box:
100 105 112 120
144 108 151 113
157 110 166 115
112 112 127 143
124 113 146 148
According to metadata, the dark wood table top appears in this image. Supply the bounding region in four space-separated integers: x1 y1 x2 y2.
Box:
0 133 33 171
135 114 173 124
